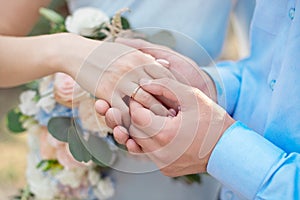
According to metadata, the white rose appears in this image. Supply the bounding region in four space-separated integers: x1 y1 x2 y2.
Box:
88 169 100 186
94 177 115 199
37 95 56 113
19 90 39 116
56 168 86 188
65 7 109 36
26 154 58 200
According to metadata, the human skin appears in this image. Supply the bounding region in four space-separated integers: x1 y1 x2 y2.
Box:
0 1 171 126
108 78 234 176
95 38 218 137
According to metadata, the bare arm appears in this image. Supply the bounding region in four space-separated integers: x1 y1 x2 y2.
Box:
0 0 52 36
0 33 100 87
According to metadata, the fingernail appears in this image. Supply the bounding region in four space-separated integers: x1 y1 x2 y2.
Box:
156 59 170 67
169 108 177 117
140 78 152 85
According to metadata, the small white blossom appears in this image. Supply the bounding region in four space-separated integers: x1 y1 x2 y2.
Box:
27 154 58 200
56 168 86 188
94 177 115 199
65 7 109 36
37 95 56 113
19 90 39 116
88 169 100 186
22 118 37 130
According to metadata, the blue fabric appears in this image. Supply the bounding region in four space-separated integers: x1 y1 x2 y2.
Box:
67 0 233 64
207 0 300 199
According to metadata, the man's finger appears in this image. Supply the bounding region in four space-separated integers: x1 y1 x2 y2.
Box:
141 78 197 99
129 124 160 152
129 100 170 138
126 139 143 154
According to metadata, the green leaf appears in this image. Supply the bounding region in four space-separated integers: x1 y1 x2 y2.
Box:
73 121 114 166
36 159 63 172
86 134 114 166
39 7 64 24
48 117 71 142
6 109 26 133
121 16 130 29
24 81 40 91
91 156 106 167
68 126 92 163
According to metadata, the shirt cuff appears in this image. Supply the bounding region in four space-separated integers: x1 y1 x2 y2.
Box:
207 121 285 199
202 62 240 115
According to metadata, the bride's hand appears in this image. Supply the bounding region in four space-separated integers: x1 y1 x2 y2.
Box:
94 37 217 133
56 33 173 127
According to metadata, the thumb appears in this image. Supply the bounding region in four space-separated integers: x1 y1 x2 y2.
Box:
139 78 196 110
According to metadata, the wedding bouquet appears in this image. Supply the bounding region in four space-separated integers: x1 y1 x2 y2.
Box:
6 7 131 200
6 6 200 200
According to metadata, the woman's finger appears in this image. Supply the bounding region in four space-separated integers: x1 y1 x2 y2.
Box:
113 126 129 145
126 139 143 154
95 99 110 116
105 107 122 129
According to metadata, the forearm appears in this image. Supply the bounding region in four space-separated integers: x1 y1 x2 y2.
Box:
0 33 100 87
0 34 57 87
0 0 51 36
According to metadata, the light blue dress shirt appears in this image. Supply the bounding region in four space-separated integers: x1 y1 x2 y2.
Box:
206 0 300 199
67 0 232 64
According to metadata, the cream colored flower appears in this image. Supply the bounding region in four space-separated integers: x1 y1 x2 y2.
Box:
65 7 109 36
37 94 56 113
39 127 87 169
88 169 100 186
94 177 115 199
54 72 88 108
27 153 58 200
56 168 86 188
19 90 39 116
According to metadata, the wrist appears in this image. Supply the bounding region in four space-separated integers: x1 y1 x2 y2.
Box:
42 33 101 78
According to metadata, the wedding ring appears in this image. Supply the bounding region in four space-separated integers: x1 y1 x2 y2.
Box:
131 86 141 99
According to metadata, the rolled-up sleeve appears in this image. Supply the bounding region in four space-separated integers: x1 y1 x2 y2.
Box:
207 121 300 199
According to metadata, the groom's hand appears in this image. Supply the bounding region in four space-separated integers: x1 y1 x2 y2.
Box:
94 38 217 135
115 38 217 101
114 78 234 176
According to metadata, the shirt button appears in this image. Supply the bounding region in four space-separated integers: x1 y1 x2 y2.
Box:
289 8 295 20
269 79 276 91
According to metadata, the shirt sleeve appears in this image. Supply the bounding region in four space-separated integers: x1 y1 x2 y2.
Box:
202 60 242 115
207 121 300 199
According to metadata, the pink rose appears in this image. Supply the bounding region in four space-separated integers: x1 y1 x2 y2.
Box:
39 127 87 169
54 73 88 108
